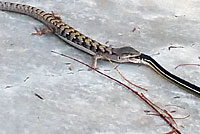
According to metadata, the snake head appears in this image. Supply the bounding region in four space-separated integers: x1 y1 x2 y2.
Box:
110 46 142 63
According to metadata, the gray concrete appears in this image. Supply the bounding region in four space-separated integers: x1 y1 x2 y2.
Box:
0 0 200 133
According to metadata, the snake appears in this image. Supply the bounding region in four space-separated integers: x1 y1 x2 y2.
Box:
1 1 199 96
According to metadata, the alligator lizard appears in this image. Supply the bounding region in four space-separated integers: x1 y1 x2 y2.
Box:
0 1 140 68
1 1 200 96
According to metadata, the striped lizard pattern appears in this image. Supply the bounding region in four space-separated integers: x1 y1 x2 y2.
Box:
1 1 200 96
0 1 112 56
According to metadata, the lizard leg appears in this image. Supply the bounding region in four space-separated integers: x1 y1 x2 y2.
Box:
32 11 61 35
91 54 104 69
32 27 53 35
51 11 62 20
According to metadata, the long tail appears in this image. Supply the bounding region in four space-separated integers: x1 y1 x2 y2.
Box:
140 53 200 96
0 1 49 24
0 1 111 55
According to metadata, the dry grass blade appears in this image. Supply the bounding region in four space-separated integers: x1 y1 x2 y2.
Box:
51 50 181 134
103 55 148 91
175 64 200 69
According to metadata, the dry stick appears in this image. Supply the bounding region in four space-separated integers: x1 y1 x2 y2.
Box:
172 115 190 120
164 109 178 127
165 129 178 134
165 104 185 109
170 110 176 113
34 93 44 100
168 45 184 50
104 56 148 91
51 50 181 134
141 94 177 124
140 94 180 133
146 112 176 123
145 113 190 120
175 64 200 69
145 111 189 119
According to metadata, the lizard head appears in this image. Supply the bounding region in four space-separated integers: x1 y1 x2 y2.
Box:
110 46 142 63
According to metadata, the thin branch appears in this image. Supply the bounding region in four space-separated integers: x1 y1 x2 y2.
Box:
165 129 178 134
168 45 184 50
140 94 180 133
145 112 190 120
175 64 200 69
51 50 181 134
103 55 148 91
34 93 44 100
165 104 185 109
164 109 177 127
172 115 190 120
132 27 136 32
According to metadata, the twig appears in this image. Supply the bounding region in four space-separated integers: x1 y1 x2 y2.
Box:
105 41 110 44
145 112 190 120
65 62 71 65
34 93 44 100
151 52 160 56
165 129 178 134
24 76 30 82
51 50 181 134
175 64 200 69
165 104 185 109
144 110 155 113
141 94 180 133
5 85 13 89
164 109 177 127
173 96 180 99
103 56 148 91
170 110 176 113
168 45 184 50
172 115 190 120
132 27 136 32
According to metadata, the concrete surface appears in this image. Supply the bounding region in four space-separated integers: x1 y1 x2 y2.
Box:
0 0 200 134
